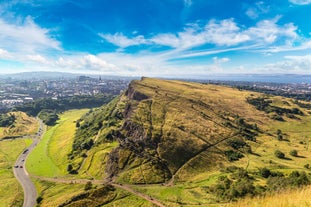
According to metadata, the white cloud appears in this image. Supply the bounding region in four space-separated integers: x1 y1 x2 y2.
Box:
0 16 60 53
26 54 46 62
259 54 311 73
246 1 270 19
99 32 148 48
0 48 10 58
289 0 311 5
55 55 117 72
101 17 299 53
246 17 298 44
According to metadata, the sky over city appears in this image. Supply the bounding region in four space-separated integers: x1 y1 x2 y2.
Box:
0 0 311 76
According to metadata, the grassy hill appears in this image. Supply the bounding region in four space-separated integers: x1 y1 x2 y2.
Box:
30 77 311 206
0 111 38 139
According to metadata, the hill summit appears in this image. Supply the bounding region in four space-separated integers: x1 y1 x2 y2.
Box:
70 78 311 186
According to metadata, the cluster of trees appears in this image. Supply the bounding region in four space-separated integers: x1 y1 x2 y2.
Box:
246 96 303 121
14 94 115 117
38 109 59 126
0 114 15 127
210 167 310 201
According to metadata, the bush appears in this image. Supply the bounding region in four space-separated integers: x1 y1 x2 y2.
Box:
225 150 244 162
274 150 285 159
290 150 298 157
259 167 271 178
84 181 93 191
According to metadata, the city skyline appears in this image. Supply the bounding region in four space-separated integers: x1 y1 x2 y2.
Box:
0 0 311 76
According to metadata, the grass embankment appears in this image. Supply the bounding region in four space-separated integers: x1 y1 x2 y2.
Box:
0 138 32 207
0 111 38 139
226 186 311 207
27 109 88 177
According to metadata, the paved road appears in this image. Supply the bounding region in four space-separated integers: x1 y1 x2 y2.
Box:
13 119 44 207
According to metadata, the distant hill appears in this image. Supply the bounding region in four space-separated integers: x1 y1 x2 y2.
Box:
0 71 138 80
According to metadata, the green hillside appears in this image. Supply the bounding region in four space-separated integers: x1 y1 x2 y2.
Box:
32 78 311 206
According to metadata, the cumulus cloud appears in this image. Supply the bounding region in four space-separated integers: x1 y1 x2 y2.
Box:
289 0 311 5
260 54 311 73
55 55 117 72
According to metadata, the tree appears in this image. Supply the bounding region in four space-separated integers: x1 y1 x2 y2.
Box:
84 181 92 191
290 150 298 157
275 150 285 159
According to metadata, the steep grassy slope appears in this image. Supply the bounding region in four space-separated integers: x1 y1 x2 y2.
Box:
34 77 311 206
0 111 38 139
71 78 311 184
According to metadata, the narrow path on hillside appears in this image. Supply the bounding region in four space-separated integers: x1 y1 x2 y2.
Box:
13 119 44 207
32 176 165 207
166 132 239 186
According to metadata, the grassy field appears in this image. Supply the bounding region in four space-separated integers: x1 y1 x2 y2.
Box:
0 138 32 207
226 186 311 207
0 111 38 139
27 109 88 177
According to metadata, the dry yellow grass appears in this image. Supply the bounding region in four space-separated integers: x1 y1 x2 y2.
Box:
226 186 311 207
0 111 38 138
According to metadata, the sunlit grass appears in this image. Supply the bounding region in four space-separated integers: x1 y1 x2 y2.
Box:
0 139 32 207
0 111 38 139
27 109 88 177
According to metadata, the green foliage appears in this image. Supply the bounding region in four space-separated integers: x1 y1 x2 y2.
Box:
0 113 15 127
14 94 115 116
290 149 298 157
38 109 59 126
259 167 272 178
225 150 244 162
274 150 285 159
36 196 43 204
210 170 255 201
247 96 303 121
267 171 310 192
84 181 92 191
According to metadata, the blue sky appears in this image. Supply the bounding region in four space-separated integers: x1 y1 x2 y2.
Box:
0 0 311 76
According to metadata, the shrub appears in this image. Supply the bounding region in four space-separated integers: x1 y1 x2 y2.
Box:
259 167 271 178
290 150 298 157
274 150 285 159
84 181 92 191
225 150 244 162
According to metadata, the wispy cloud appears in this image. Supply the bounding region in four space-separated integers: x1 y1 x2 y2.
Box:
101 17 299 55
0 16 60 54
183 0 192 7
99 32 148 48
289 0 311 5
246 1 270 19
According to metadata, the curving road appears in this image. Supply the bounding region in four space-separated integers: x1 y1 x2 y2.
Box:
13 119 44 207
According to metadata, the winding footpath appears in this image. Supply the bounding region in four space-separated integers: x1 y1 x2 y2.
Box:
13 119 44 207
13 119 165 207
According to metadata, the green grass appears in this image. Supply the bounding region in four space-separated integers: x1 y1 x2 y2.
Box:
27 109 88 177
33 179 85 207
0 139 32 207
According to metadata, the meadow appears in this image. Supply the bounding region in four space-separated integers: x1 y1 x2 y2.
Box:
27 109 89 177
0 138 32 207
